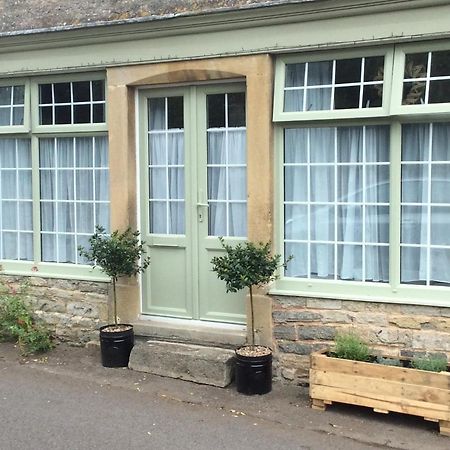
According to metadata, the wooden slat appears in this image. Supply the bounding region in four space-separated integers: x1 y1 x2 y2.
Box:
310 370 450 410
440 420 450 437
311 353 450 390
310 385 450 421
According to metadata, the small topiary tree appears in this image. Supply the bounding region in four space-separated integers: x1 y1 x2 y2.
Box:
79 226 150 326
211 237 290 348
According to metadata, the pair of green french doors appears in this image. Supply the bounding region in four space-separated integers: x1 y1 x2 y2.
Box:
139 84 247 324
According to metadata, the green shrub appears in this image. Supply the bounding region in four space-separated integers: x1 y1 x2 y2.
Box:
333 332 371 362
411 355 448 372
0 286 53 355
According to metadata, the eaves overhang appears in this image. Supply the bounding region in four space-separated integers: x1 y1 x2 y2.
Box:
0 0 448 54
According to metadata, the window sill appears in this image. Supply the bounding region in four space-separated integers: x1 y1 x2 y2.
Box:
271 279 450 308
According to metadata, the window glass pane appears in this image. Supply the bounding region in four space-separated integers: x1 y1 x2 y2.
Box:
337 244 362 281
0 109 9 126
54 83 71 103
401 122 450 285
430 50 450 77
285 63 305 87
364 56 384 82
55 105 71 124
149 98 165 130
0 138 33 261
284 242 307 278
229 203 247 237
13 86 24 105
39 136 109 264
12 107 24 125
429 80 450 104
404 53 428 78
307 61 333 86
432 123 450 160
285 205 307 241
73 81 91 102
0 87 12 105
207 94 225 128
284 125 389 282
168 202 185 235
284 89 304 112
208 202 227 236
284 128 307 163
40 106 53 125
334 86 360 109
228 93 246 127
93 104 104 123
335 58 361 84
167 97 183 129
362 85 383 108
305 88 331 111
92 80 105 101
39 84 53 104
74 104 91 123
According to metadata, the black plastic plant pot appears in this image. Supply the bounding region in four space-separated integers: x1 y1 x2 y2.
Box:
99 324 134 368
235 346 273 395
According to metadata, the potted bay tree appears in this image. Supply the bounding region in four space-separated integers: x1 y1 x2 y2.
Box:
211 237 290 395
79 226 150 368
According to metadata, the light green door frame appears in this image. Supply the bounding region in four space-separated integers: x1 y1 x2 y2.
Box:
138 84 247 323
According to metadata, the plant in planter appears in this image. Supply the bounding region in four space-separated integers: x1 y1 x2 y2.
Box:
211 237 290 395
79 226 150 368
310 332 450 436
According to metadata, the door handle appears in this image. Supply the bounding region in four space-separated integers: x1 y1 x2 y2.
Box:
197 203 209 208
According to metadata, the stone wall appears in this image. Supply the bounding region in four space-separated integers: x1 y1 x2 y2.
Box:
0 275 109 344
272 295 450 384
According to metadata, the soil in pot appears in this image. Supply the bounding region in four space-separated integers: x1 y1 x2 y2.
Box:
235 345 272 395
100 324 134 368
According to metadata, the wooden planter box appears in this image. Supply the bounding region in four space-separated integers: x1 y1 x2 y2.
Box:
310 350 450 436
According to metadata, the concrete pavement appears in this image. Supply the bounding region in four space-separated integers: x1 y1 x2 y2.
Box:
0 342 448 450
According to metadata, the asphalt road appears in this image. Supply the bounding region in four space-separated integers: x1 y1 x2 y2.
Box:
0 343 448 450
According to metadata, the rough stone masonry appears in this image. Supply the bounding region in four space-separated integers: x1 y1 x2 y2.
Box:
0 275 109 344
271 295 450 384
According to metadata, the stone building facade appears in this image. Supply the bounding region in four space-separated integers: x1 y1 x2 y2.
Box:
0 0 450 381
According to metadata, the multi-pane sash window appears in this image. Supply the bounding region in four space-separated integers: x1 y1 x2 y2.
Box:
0 85 25 126
207 92 247 237
39 136 109 264
39 80 105 125
284 56 384 112
284 125 390 282
148 96 185 235
401 123 450 285
0 138 33 260
402 50 450 105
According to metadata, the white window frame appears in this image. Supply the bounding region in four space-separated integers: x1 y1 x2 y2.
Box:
273 42 450 308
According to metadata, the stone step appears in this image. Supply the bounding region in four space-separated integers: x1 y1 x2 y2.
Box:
129 339 235 387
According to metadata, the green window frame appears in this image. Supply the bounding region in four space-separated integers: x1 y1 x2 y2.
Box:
273 43 450 307
0 73 108 281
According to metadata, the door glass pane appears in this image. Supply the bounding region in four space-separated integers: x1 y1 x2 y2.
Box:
148 97 185 235
207 92 246 237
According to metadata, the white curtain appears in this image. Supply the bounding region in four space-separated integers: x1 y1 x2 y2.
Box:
284 126 389 282
284 61 333 112
148 131 185 235
40 136 109 264
207 129 247 237
401 123 450 284
0 138 33 261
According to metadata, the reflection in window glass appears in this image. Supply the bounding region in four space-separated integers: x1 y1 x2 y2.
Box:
284 125 389 282
0 86 25 126
403 51 450 105
0 138 33 260
284 56 384 112
39 136 109 264
38 80 106 125
207 92 247 237
401 122 450 285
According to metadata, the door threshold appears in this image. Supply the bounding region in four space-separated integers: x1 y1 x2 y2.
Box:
133 316 246 349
